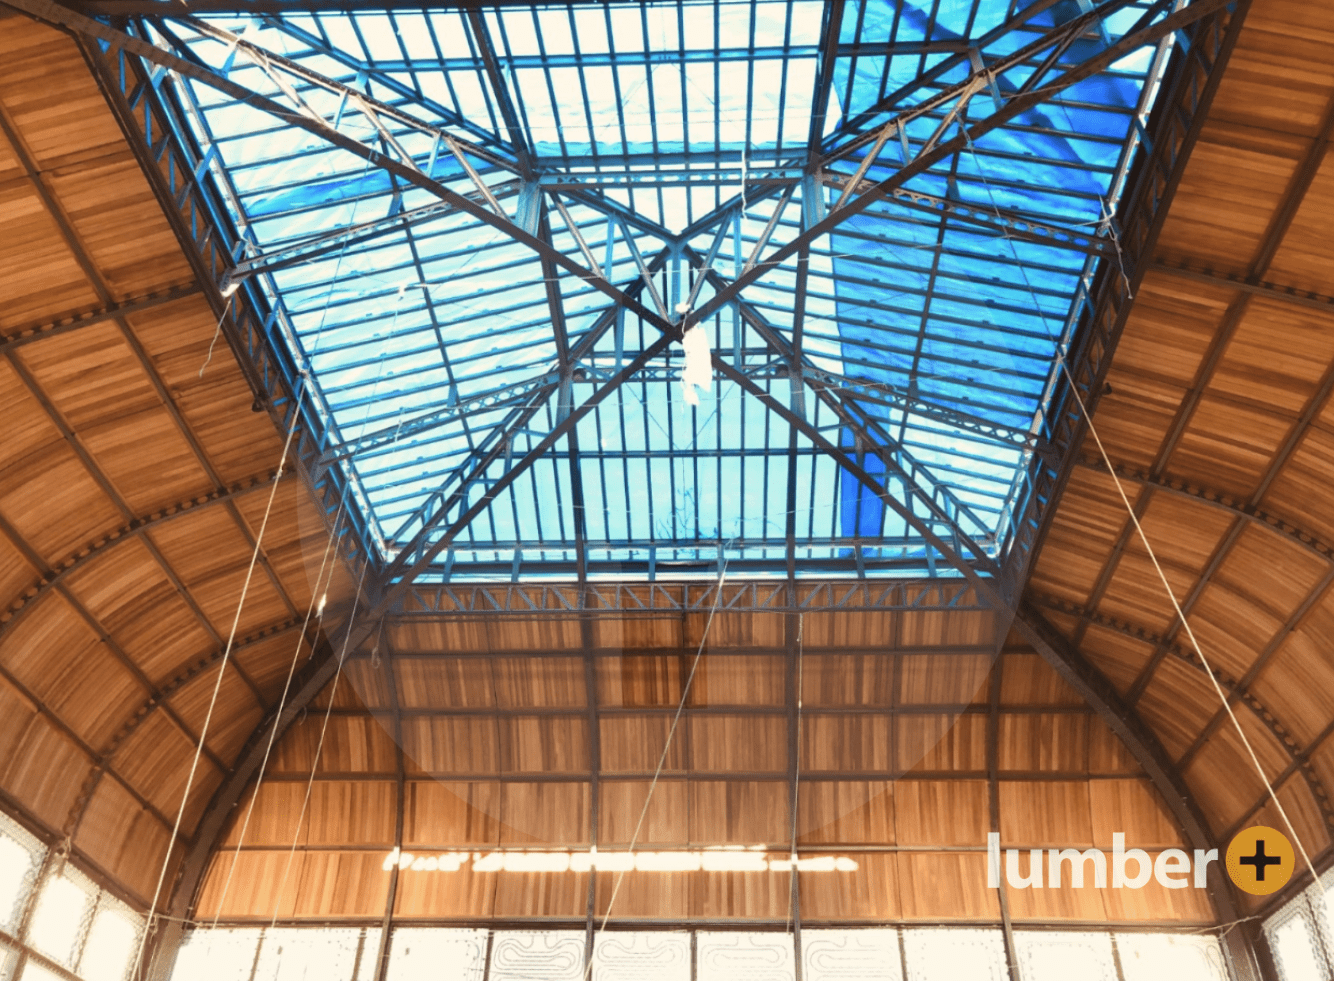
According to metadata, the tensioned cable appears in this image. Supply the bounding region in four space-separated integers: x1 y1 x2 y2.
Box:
129 378 309 981
205 498 349 927
266 558 372 928
583 546 731 979
959 133 1330 904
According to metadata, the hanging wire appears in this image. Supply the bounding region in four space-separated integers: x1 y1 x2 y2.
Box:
961 133 1332 916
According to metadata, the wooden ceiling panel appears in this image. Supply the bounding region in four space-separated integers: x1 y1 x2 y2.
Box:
690 653 784 706
498 782 589 845
685 610 783 648
74 774 175 905
897 653 991 705
395 657 495 710
0 532 38 611
799 854 900 921
41 161 192 295
898 713 987 773
0 591 146 746
590 612 683 651
125 299 287 485
1182 719 1290 834
900 608 995 648
0 182 98 326
800 653 895 706
688 715 785 773
62 536 215 684
997 715 1088 774
1087 778 1183 850
1261 424 1334 543
599 779 687 845
1249 774 1331 861
1268 155 1334 285
1133 658 1220 759
1171 394 1301 497
1026 472 1131 603
223 781 396 848
112 710 223 835
493 870 589 919
999 653 1083 707
597 655 683 708
268 714 397 775
403 780 500 847
1249 619 1334 744
598 715 686 774
801 609 897 648
1086 718 1144 775
1005 876 1108 923
393 865 495 920
167 664 264 764
896 853 997 920
590 870 689 920
0 365 124 561
1078 624 1157 695
998 781 1094 847
801 716 893 773
402 717 498 776
500 717 589 774
1104 273 1233 389
893 780 988 846
492 657 586 708
229 628 311 701
146 505 291 639
1098 862 1215 922
1213 299 1334 416
486 616 581 652
320 659 392 711
796 781 894 846
689 780 788 845
388 617 490 655
230 480 328 616
15 321 160 428
1209 0 1334 137
2 711 93 830
1186 588 1287 683
1155 138 1297 269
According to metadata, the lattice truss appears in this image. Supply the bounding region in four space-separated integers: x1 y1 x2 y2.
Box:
102 0 1212 584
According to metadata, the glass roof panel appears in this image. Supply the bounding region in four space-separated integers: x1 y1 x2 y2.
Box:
145 0 1180 580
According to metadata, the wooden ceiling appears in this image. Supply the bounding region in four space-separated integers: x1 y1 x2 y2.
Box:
0 0 1331 944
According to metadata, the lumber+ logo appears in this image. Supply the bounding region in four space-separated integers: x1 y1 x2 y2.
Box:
986 826 1293 892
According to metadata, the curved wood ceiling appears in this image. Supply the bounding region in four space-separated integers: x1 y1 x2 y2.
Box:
0 0 1330 941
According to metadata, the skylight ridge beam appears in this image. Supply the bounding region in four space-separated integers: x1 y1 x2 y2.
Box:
464 8 532 176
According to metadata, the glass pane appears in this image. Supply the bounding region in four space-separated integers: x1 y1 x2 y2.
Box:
79 905 142 981
0 833 40 935
696 932 795 981
173 927 263 981
902 928 1007 981
255 927 363 980
802 929 902 981
385 928 487 980
0 940 17 981
18 963 64 981
26 874 91 967
489 931 585 981
1014 932 1116 981
1116 933 1231 981
1274 916 1327 981
593 931 691 981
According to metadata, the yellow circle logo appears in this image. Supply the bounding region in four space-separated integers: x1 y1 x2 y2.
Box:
1225 826 1294 895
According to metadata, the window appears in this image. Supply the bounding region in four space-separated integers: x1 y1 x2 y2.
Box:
1265 873 1334 981
169 925 1234 981
0 812 145 981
